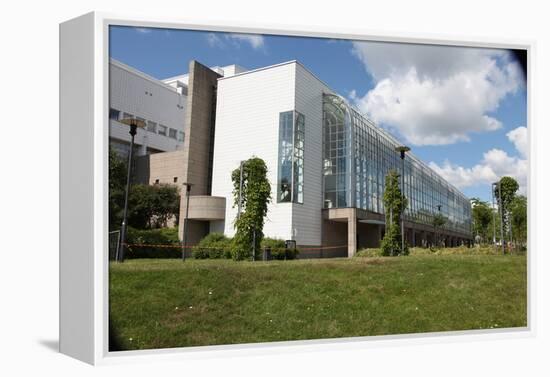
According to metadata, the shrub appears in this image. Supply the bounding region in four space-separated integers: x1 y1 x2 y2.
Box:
261 237 286 249
380 225 409 256
125 227 181 259
355 248 384 257
261 237 300 260
192 233 232 259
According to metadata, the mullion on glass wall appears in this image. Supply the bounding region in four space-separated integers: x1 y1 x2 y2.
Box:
277 110 304 204
293 112 305 204
323 94 470 236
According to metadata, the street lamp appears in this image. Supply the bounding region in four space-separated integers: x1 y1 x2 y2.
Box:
182 182 193 262
496 180 505 255
237 160 245 219
117 118 145 263
395 145 410 255
436 204 442 248
491 182 497 252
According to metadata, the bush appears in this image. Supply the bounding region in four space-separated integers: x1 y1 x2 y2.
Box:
261 237 300 260
356 245 520 257
355 248 384 257
380 225 409 256
125 227 181 259
192 233 232 259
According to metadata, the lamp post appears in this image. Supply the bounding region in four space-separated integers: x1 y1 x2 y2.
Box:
491 182 497 251
436 204 442 248
117 118 145 263
182 182 193 262
237 160 244 219
497 180 505 255
395 146 410 255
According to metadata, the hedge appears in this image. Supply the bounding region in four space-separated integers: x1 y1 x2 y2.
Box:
261 237 300 260
192 233 232 259
125 227 181 259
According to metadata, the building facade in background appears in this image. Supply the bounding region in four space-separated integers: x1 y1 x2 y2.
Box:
109 59 186 157
111 59 473 257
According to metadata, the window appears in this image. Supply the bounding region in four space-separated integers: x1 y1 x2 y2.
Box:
177 131 185 142
322 94 350 208
293 112 305 203
147 121 157 133
154 179 159 185
109 108 120 120
277 110 305 204
169 128 177 139
173 177 178 183
158 125 167 136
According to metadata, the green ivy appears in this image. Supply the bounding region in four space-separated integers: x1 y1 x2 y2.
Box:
231 157 272 260
381 169 409 256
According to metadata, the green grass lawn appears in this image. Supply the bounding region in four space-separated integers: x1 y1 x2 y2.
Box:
109 254 527 351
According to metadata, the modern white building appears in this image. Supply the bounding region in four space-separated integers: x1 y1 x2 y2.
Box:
210 61 326 247
109 59 247 157
126 59 472 257
109 59 186 157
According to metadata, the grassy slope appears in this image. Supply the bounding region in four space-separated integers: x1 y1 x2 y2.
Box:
109 255 527 350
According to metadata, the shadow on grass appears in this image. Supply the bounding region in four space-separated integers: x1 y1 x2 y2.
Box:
109 320 125 352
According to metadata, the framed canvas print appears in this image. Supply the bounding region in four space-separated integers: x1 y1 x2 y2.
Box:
60 12 533 365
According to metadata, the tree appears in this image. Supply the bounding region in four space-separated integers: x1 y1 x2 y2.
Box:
471 198 493 244
127 184 180 229
109 149 127 230
381 170 408 256
109 149 180 230
494 176 519 243
487 205 502 244
231 157 272 261
510 195 527 247
432 213 447 247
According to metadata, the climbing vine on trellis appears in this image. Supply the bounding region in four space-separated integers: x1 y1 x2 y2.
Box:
381 169 409 256
231 157 272 260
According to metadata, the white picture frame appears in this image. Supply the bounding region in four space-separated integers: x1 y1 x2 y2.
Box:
59 11 535 365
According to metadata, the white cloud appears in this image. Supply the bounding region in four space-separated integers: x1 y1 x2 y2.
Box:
134 27 152 34
206 33 223 48
350 41 523 146
428 127 528 194
228 33 265 50
205 32 265 51
506 126 528 158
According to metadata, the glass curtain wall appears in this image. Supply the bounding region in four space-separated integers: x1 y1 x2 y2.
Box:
322 94 353 208
322 93 472 235
277 110 305 204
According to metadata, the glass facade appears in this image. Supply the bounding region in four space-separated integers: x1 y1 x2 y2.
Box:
277 110 305 204
322 95 353 208
322 94 472 235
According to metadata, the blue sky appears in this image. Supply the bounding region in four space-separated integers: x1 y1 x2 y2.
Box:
110 26 527 203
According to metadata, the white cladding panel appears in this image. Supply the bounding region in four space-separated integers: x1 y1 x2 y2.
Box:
109 60 186 154
292 64 332 246
212 63 297 240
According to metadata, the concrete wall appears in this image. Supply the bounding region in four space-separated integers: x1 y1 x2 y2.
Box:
320 220 348 258
134 149 186 185
179 61 221 242
181 60 221 196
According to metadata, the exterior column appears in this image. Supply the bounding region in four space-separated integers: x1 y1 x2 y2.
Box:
348 208 357 258
425 232 429 247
